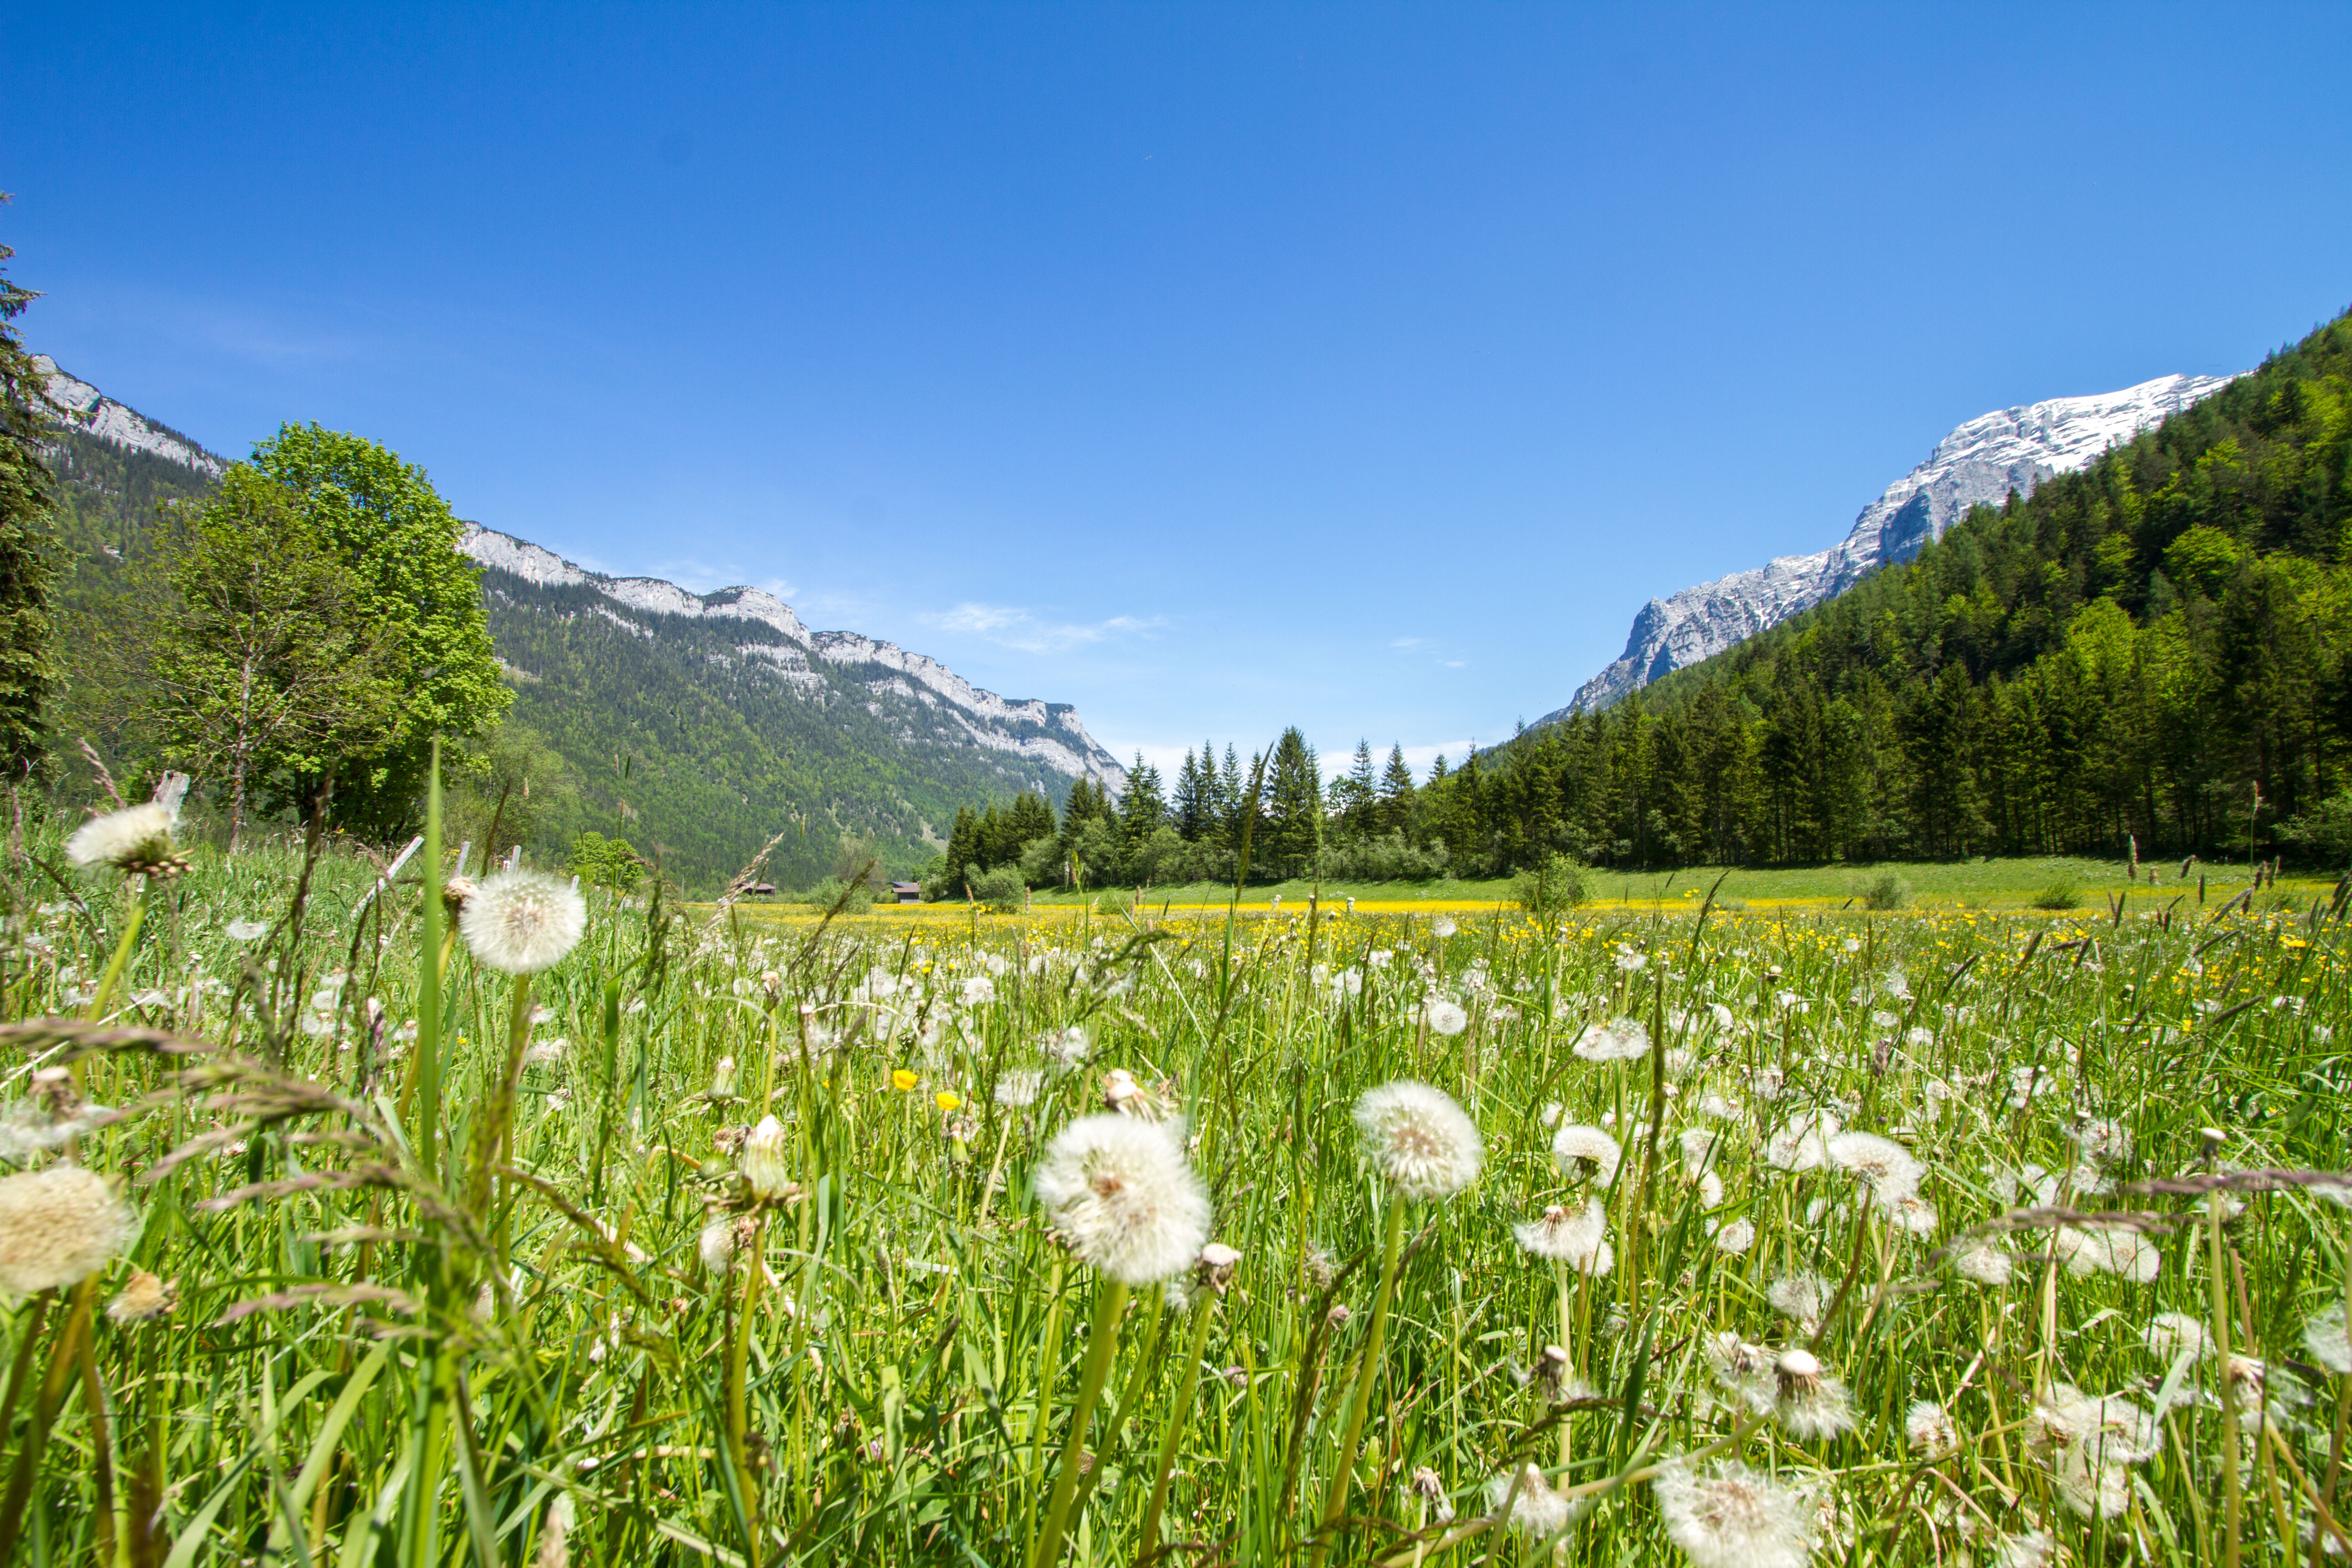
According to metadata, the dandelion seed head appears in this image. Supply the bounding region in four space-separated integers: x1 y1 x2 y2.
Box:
995 1068 1044 1108
1826 1131 1923 1203
0 1165 137 1295
1352 1080 1483 1201
1514 1199 1612 1274
1713 1218 1757 1256
1992 1530 2057 1568
1431 916 1458 938
1763 1110 1842 1173
1573 1018 1650 1063
65 803 181 874
1773 1348 1856 1440
1951 1240 2016 1287
1032 1113 1210 1284
1705 1333 1776 1414
1483 1465 1572 1539
458 871 587 974
1903 1400 1958 1459
1423 998 1469 1036
225 917 268 942
699 1218 737 1273
2303 1306 2352 1375
2146 1311 2212 1364
960 975 996 1006
1551 1124 1622 1186
1679 1126 1724 1178
1767 1272 1831 1334
1651 1460 1815 1568
106 1269 175 1323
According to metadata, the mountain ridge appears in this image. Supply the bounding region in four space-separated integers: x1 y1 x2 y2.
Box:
1548 369 2240 720
30 358 1126 887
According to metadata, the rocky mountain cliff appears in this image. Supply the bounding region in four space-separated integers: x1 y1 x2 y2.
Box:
461 525 1126 793
1546 371 2239 720
34 358 1125 885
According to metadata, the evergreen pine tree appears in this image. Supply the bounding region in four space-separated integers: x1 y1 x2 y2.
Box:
1379 744 1417 836
1172 747 1212 841
1007 788 1057 854
0 201 59 780
1218 744 1245 844
1262 727 1323 877
1119 752 1166 851
1331 739 1377 829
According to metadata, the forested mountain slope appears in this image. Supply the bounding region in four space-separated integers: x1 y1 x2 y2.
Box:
30 362 1126 892
1426 308 2352 870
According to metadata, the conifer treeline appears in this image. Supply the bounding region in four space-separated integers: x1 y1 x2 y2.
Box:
941 308 2352 887
1418 308 2352 872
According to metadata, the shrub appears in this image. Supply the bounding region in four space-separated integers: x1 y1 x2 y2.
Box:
804 875 873 915
2032 882 2080 911
1860 872 1907 911
1511 853 1588 916
568 829 644 892
972 866 1026 912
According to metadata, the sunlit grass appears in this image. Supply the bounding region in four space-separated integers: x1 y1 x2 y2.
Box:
2 809 2347 1564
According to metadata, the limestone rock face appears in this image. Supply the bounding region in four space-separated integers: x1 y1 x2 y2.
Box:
1545 371 2239 721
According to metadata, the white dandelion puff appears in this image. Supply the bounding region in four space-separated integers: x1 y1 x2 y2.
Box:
1650 1460 1815 1568
2146 1311 2213 1364
1826 1131 1923 1204
1032 1113 1210 1284
1950 1240 2016 1287
64 802 180 873
1705 1333 1776 1415
1513 1200 1612 1274
1679 1126 1725 1178
1763 1109 1842 1173
2303 1307 2352 1375
458 871 587 974
1903 1400 1959 1459
0 1165 138 1294
995 1068 1045 1108
1431 916 1458 938
1767 1272 1831 1335
1353 1081 1483 1202
960 975 996 1006
1573 1018 1650 1062
1551 1124 1622 1186
1713 1218 1757 1256
1423 998 1470 1036
1483 1465 1573 1539
698 1218 737 1274
1772 1348 1856 1440
224 917 268 942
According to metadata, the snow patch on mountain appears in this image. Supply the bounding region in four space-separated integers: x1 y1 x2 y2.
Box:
34 357 225 477
1547 371 2240 721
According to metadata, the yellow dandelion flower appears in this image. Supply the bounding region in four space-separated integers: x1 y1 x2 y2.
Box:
892 1068 920 1091
936 1091 963 1112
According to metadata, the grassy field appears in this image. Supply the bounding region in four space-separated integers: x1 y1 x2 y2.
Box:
5 799 2351 1566
830 855 2337 917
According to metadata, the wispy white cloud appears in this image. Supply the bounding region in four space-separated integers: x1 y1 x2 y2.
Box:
925 602 1166 655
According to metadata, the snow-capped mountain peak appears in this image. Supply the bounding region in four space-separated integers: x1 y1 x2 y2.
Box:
1546 370 2239 720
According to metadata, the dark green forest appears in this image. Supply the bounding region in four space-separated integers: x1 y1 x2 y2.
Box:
1413 306 2352 872
943 308 2352 892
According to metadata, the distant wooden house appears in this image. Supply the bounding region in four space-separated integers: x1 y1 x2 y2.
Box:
745 882 776 898
890 881 923 904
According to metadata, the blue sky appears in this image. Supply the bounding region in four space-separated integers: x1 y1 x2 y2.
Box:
9 3 2350 779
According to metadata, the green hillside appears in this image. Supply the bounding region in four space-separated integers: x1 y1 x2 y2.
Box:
1418 307 2352 871
34 416 1105 893
477 569 1090 890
